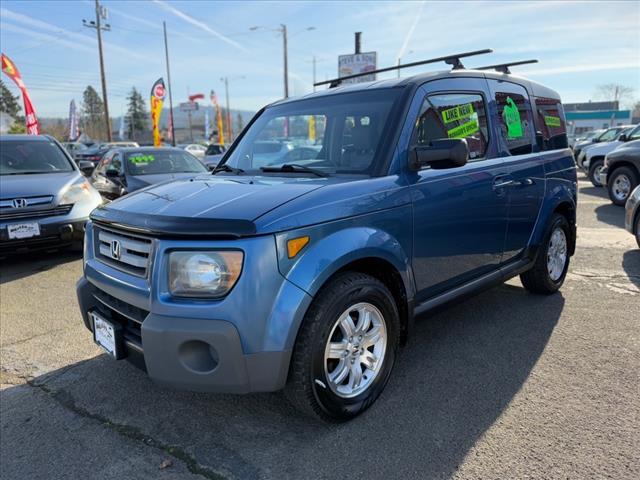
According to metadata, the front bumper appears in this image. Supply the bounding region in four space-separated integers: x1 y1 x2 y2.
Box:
77 277 292 393
77 222 312 393
625 186 640 233
0 217 87 254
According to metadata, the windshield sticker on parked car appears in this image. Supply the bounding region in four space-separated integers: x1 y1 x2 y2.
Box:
441 103 474 124
502 96 523 139
129 154 155 165
544 115 561 128
447 119 479 139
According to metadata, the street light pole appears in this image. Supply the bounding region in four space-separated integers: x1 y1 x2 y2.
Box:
281 24 288 98
163 21 176 146
221 77 232 141
83 0 112 141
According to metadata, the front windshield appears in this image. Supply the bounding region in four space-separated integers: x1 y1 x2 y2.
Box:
222 89 402 175
125 149 207 175
0 139 74 175
598 128 621 142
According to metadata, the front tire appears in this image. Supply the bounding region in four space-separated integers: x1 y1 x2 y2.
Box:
520 213 571 294
608 166 638 206
588 159 604 187
285 272 400 422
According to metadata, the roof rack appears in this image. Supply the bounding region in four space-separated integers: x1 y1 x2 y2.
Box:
474 59 538 74
315 48 493 88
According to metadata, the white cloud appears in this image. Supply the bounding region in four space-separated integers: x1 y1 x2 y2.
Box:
520 62 640 76
151 0 248 52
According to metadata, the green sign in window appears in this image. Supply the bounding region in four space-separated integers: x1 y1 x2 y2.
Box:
502 96 523 139
447 119 479 139
129 154 155 165
441 103 474 124
544 115 561 128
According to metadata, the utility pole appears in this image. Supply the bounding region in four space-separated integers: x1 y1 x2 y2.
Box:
281 24 289 98
163 21 176 146
221 77 232 141
312 56 316 92
83 0 112 141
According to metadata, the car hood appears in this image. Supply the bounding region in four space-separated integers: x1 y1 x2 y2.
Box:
90 174 328 237
0 171 81 200
128 172 202 188
586 141 621 157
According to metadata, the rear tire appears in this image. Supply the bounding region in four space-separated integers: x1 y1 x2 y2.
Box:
607 166 638 206
285 272 400 422
588 159 604 187
520 213 571 294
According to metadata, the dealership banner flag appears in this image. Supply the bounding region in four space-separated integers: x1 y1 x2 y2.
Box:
1 53 40 135
68 99 80 141
210 90 224 144
150 78 166 147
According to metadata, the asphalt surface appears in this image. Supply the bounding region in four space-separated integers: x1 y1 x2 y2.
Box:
1 173 639 480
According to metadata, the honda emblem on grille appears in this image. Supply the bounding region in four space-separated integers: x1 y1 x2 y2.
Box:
12 198 28 208
110 239 121 260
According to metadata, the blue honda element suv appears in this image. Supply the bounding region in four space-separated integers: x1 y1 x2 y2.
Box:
77 66 576 421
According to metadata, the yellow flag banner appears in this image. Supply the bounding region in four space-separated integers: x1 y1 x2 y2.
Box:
308 115 316 142
150 78 166 147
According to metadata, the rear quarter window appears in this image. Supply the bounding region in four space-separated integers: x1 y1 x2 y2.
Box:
535 97 568 150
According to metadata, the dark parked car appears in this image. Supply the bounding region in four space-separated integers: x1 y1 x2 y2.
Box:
89 147 207 200
625 185 640 247
0 135 102 254
77 62 576 422
601 139 640 206
201 143 228 170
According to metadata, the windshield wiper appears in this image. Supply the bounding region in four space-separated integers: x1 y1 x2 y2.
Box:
2 171 58 175
212 163 244 175
260 164 327 177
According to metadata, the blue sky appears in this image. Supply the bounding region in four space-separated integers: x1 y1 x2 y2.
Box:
1 0 639 118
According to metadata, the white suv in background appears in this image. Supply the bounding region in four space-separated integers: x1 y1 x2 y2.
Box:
583 125 639 186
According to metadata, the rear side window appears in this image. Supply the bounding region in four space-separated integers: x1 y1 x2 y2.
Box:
535 97 568 150
411 93 489 161
495 92 534 155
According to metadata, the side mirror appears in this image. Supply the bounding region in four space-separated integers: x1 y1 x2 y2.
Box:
409 138 469 171
78 160 94 176
618 134 628 142
535 131 545 150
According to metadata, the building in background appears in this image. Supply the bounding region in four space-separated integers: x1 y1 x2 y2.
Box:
564 101 633 136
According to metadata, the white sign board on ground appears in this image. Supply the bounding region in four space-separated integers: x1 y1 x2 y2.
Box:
338 52 377 84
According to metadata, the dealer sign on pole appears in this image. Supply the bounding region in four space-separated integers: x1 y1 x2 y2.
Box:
338 52 377 84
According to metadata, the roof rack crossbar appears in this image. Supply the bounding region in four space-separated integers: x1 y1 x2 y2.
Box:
475 59 538 74
316 48 493 88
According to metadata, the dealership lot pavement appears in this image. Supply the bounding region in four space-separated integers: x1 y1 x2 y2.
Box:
1 174 638 480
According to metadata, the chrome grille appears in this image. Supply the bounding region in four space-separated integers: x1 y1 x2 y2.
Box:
0 195 53 209
94 225 153 277
0 204 73 221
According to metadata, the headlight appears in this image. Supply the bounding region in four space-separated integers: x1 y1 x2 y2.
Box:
61 179 92 204
169 251 243 298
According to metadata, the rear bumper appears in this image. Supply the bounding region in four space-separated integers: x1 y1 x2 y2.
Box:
76 277 291 393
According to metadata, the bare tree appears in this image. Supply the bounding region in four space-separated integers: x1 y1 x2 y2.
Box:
594 84 635 109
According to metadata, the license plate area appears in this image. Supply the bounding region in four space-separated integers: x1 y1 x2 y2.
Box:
90 310 124 359
7 222 40 239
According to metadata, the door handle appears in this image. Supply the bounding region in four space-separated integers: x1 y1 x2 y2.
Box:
493 179 515 189
515 178 535 186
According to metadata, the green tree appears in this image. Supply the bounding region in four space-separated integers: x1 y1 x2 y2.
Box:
126 87 148 140
81 85 105 140
0 79 23 119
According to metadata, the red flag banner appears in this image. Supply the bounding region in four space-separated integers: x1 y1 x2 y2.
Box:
1 53 40 135
150 78 166 147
